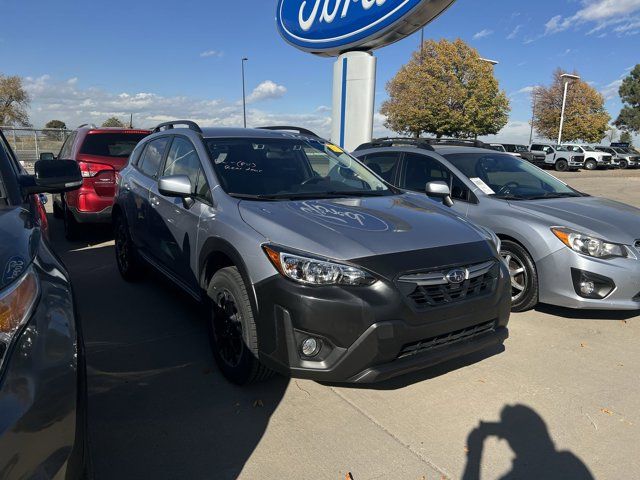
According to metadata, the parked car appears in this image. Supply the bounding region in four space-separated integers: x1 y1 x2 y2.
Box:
563 144 612 170
0 129 88 478
46 125 150 239
354 138 640 312
596 145 639 169
529 143 585 171
488 144 508 153
113 122 511 385
501 144 530 158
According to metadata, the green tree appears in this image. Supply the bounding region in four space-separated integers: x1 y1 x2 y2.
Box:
533 69 610 143
620 131 633 146
44 119 67 139
615 64 640 134
0 74 30 126
102 117 125 128
381 38 510 138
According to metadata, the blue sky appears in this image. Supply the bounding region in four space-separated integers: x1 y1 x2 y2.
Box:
1 0 639 143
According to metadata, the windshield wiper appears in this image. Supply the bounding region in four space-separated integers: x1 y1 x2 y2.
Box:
527 192 581 200
325 190 388 197
493 194 527 201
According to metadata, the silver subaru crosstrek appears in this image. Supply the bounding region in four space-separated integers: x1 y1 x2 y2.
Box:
354 138 640 312
113 122 511 385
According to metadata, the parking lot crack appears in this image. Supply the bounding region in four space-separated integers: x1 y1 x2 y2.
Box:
329 387 451 479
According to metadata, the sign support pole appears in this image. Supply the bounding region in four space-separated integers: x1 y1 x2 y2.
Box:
331 51 377 152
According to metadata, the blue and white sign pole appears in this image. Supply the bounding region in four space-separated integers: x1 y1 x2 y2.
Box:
277 0 457 151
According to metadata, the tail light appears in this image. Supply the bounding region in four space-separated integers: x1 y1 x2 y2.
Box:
78 161 114 178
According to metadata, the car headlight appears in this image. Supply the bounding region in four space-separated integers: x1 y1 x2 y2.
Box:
551 227 627 259
476 226 501 254
263 245 376 286
0 266 39 369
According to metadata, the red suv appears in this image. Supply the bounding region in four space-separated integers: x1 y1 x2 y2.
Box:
50 125 150 239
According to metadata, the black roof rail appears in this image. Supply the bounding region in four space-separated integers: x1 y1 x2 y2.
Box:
257 126 321 138
424 138 489 148
152 120 203 134
355 137 436 152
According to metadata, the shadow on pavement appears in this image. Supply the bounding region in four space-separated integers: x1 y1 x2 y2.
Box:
536 303 639 320
462 404 594 480
47 216 288 479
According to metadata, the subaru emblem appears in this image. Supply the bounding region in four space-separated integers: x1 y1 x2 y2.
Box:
446 269 466 284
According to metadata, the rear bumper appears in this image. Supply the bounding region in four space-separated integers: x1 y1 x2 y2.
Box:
254 261 511 383
69 205 112 224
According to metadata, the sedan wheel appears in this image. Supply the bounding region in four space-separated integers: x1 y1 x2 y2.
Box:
499 240 539 312
212 290 245 369
620 160 628 169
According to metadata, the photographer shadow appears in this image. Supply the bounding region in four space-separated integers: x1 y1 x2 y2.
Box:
462 404 594 480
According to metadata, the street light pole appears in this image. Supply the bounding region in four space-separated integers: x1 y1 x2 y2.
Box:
241 57 248 128
529 88 538 145
557 73 580 145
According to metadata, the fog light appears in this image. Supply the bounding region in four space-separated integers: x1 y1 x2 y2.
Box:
580 281 596 296
301 337 321 357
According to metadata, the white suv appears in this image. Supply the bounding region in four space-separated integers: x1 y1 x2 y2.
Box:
563 145 612 171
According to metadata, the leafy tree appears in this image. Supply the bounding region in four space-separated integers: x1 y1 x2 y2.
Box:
381 38 510 138
615 64 640 134
44 119 67 139
620 131 633 146
533 69 610 143
0 74 30 126
102 117 125 128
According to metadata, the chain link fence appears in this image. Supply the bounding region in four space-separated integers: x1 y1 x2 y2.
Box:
1 126 72 172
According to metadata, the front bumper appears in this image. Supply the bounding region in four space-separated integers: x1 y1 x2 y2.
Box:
0 258 83 478
537 247 640 310
254 261 511 383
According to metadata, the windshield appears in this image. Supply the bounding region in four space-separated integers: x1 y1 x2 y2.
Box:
513 145 528 153
555 145 570 152
443 153 581 200
581 145 596 151
565 146 583 152
205 138 392 200
489 145 505 152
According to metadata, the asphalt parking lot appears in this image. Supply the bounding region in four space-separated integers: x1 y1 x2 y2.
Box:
48 169 640 480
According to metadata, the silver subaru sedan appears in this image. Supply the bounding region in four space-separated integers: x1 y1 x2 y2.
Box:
355 139 640 312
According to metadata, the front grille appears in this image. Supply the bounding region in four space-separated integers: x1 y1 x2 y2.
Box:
397 320 496 359
398 260 499 309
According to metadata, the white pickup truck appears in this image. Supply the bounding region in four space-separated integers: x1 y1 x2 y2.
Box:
563 144 612 170
529 144 585 171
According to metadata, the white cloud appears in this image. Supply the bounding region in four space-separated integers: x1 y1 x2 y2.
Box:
600 79 623 100
473 29 494 40
544 0 640 36
22 75 331 136
245 80 287 104
507 25 522 40
480 120 533 145
200 50 223 58
511 86 536 97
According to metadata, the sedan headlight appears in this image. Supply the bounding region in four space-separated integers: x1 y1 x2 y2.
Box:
0 266 39 368
551 227 627 259
263 245 376 286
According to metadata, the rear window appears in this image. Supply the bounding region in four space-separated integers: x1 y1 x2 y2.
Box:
80 133 148 158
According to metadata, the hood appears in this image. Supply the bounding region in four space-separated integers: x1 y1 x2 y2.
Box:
0 207 38 290
239 195 489 261
510 196 640 245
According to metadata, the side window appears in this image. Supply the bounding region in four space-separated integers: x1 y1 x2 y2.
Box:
138 137 170 178
163 137 211 204
58 132 77 160
362 152 400 183
451 176 473 203
402 153 450 192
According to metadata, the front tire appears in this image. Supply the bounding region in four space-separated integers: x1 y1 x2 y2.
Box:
500 240 539 312
585 159 597 171
207 267 274 385
114 214 144 281
620 159 628 169
555 159 569 172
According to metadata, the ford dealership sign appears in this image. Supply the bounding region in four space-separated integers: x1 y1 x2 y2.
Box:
277 0 456 57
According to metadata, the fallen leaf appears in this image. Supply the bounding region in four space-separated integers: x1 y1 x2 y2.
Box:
620 320 628 325
601 408 613 416
464 446 469 453
345 473 354 480
580 343 587 348
477 379 486 383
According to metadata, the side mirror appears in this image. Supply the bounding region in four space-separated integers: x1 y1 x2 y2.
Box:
20 159 82 195
39 152 56 161
158 175 194 208
426 181 454 208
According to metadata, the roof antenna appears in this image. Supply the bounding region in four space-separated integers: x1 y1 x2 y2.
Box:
129 114 133 129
